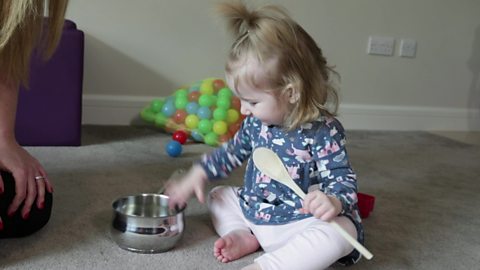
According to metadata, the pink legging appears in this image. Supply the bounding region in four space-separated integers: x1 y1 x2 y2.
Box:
207 185 357 270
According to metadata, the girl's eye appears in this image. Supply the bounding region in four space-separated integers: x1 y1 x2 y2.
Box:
249 101 258 106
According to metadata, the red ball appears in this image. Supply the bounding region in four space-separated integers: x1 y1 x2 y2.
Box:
231 96 241 111
188 91 201 102
172 130 188 144
228 122 242 135
213 79 226 91
219 134 231 143
173 109 188 124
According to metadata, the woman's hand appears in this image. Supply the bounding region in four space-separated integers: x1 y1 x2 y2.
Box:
0 140 53 220
302 190 342 221
164 164 208 209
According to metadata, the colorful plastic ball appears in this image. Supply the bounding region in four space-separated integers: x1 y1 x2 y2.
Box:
217 87 233 99
190 130 204 142
226 109 240 124
200 80 214 95
229 121 242 135
188 91 201 102
141 107 156 123
198 94 215 107
204 132 219 146
175 88 188 99
213 79 226 91
175 96 189 110
173 109 188 124
172 130 188 144
165 140 182 157
185 102 199 114
216 96 231 110
197 106 212 119
219 134 231 143
161 101 176 117
231 96 241 111
185 114 200 129
213 108 228 121
150 99 165 113
198 119 213 134
213 121 228 135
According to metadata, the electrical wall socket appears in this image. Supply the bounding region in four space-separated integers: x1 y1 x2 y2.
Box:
399 38 417 58
367 36 395 56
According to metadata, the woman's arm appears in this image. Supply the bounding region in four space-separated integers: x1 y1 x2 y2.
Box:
0 78 52 220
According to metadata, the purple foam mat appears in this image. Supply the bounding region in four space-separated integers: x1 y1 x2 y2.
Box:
15 19 84 146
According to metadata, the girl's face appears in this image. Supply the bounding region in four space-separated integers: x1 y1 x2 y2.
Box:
226 74 290 126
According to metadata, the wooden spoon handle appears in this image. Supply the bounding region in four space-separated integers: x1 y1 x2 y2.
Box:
295 189 373 259
329 221 373 260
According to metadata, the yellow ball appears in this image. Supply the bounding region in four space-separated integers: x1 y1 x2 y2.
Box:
213 121 228 135
185 114 200 129
200 80 214 95
226 109 240 124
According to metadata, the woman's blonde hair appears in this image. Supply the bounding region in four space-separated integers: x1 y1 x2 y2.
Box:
0 0 68 87
217 1 339 130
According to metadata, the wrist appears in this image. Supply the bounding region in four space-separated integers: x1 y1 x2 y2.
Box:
189 164 208 184
327 195 343 216
0 131 17 148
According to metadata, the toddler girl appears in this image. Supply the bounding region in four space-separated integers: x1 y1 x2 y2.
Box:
165 2 364 269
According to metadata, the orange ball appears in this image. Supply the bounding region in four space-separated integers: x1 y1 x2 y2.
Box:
231 96 241 111
188 91 200 102
213 79 226 91
173 109 188 124
219 134 231 143
229 121 241 135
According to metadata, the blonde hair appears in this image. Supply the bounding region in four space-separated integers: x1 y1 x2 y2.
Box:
217 1 339 130
0 0 68 87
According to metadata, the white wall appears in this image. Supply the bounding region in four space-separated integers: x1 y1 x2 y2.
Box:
66 0 480 130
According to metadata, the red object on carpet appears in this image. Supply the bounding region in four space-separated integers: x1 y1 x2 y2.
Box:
358 193 375 218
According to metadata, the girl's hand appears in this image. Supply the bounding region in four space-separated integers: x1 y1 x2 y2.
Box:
0 140 52 220
302 190 342 221
164 164 208 209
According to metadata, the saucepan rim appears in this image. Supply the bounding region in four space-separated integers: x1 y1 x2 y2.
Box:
112 193 186 218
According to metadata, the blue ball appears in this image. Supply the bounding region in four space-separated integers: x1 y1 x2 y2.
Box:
186 102 199 114
161 101 176 117
190 130 204 142
197 106 212 119
165 140 182 157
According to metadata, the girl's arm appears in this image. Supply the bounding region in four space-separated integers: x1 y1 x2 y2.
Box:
312 120 358 216
198 116 253 179
165 116 253 207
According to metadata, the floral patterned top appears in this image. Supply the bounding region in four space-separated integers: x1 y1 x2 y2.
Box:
199 116 364 265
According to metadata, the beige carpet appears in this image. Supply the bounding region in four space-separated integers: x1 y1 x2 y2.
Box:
0 125 479 270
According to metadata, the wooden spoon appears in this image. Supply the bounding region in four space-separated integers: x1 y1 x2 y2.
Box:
252 147 373 260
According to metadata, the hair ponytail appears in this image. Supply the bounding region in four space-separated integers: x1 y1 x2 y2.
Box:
218 1 340 130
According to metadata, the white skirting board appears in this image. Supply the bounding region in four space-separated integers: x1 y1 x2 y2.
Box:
82 94 480 131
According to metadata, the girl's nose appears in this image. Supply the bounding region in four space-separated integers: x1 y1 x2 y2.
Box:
240 103 250 115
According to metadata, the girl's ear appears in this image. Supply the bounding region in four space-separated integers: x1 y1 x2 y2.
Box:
286 84 300 104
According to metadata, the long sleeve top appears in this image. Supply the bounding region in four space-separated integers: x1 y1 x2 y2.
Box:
199 115 364 264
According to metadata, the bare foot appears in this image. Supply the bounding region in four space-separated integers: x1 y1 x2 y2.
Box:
213 230 260 263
